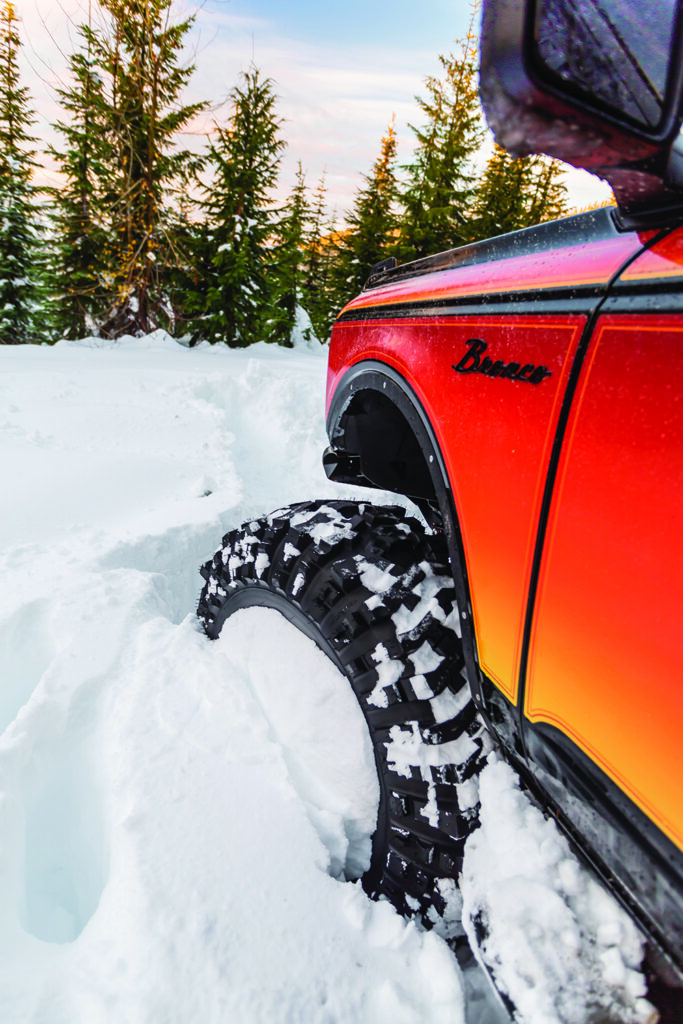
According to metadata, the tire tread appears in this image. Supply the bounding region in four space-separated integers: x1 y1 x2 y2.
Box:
197 499 488 930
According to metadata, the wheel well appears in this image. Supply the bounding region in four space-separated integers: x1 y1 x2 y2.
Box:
327 364 490 737
334 389 437 501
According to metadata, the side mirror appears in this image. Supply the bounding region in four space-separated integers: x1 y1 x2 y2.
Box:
480 0 683 214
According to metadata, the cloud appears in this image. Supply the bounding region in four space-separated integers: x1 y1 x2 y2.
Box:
181 10 440 211
18 0 608 217
18 0 442 211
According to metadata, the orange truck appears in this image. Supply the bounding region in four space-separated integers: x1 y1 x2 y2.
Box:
199 0 683 1007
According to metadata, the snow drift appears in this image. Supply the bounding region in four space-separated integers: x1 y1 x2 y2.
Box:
0 333 654 1023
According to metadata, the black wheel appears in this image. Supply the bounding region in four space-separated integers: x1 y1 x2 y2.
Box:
198 499 490 933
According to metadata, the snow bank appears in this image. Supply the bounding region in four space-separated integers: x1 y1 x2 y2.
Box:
461 759 656 1024
0 333 654 1023
0 335 465 1023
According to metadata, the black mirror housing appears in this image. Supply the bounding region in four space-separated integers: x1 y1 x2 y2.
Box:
480 0 683 213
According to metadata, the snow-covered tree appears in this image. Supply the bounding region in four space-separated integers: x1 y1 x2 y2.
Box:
399 27 484 261
0 1 40 344
189 67 285 346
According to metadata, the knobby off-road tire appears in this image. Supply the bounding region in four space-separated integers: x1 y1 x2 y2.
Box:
197 499 490 932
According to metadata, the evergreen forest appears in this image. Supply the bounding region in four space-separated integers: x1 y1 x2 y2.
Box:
0 0 573 346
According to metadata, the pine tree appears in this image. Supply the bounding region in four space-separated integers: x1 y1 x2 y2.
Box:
333 117 399 306
189 67 285 346
524 156 569 226
469 145 569 241
88 0 206 337
49 20 112 338
162 189 204 336
0 1 40 344
399 24 484 261
468 144 532 241
299 173 328 339
298 174 344 343
268 163 311 346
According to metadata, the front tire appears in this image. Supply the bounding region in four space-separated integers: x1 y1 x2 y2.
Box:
198 500 489 932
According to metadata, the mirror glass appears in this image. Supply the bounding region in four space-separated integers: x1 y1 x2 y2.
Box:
534 0 678 129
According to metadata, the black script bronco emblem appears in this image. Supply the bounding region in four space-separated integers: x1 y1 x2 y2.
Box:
453 339 552 385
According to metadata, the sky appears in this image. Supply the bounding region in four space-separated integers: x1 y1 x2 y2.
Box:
18 0 611 221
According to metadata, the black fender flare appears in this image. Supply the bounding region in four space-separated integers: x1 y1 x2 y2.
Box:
325 360 489 716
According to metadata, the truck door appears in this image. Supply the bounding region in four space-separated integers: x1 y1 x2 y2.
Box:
522 223 683 954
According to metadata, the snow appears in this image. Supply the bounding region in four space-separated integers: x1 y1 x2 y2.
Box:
391 564 461 639
386 722 483 783
367 642 404 708
355 555 398 595
0 332 655 1023
461 759 656 1024
0 333 465 1024
215 607 380 883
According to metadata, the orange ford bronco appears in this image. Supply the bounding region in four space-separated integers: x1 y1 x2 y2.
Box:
199 0 683 1007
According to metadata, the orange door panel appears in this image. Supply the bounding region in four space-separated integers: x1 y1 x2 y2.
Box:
526 315 683 849
329 315 583 701
328 216 649 706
